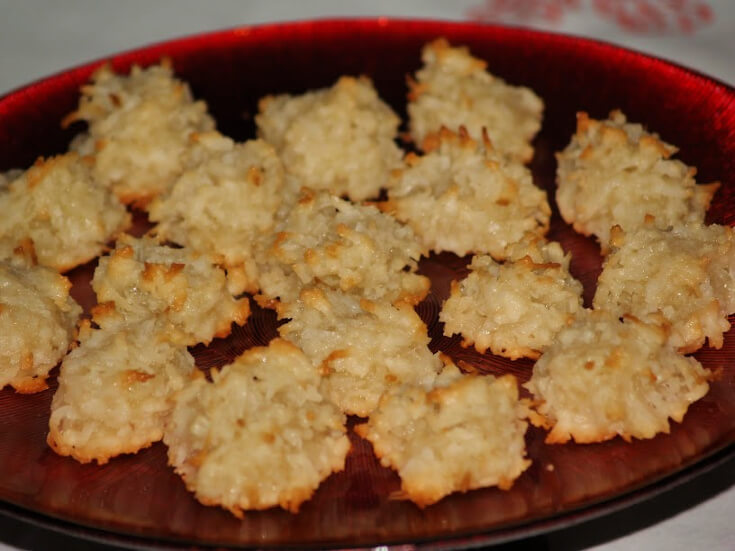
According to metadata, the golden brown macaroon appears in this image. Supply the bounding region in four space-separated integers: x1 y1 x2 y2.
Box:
556 110 719 251
48 319 196 464
382 127 550 259
0 258 82 393
91 234 249 346
256 190 429 306
164 339 350 516
277 287 445 416
440 238 583 359
66 60 215 207
0 153 131 272
356 365 531 507
256 75 403 201
407 38 544 163
525 310 711 444
593 222 735 353
148 132 286 295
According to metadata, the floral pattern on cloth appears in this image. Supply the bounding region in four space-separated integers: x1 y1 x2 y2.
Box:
466 0 714 34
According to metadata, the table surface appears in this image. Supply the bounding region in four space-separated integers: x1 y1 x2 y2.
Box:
0 1 733 550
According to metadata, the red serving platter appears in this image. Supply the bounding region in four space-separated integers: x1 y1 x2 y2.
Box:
0 18 734 550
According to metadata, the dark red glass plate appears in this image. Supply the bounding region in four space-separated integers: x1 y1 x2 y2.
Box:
0 19 734 550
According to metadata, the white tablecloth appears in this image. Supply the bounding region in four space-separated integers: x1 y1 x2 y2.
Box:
0 1 733 550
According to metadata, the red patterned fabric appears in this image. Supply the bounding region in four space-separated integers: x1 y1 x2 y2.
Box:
468 0 714 33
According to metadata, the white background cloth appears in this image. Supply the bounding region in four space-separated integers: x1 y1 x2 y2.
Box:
0 1 733 550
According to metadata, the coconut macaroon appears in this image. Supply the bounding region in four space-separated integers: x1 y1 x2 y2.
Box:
0 259 82 393
440 238 583 359
255 75 403 201
525 310 711 444
256 190 429 305
0 153 131 272
356 366 531 507
382 127 550 258
164 339 350 516
47 319 196 464
407 39 544 163
277 287 444 417
148 132 285 294
66 60 215 206
594 223 735 353
556 110 719 250
91 234 249 346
